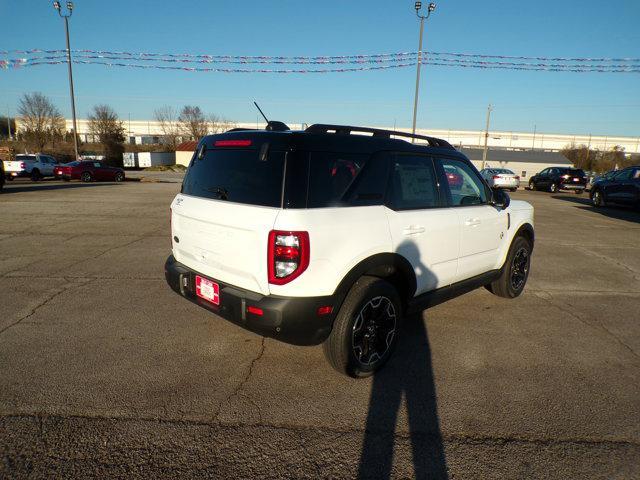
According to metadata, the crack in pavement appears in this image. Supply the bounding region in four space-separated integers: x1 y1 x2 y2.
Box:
0 278 93 337
576 245 640 282
214 337 266 422
2 412 639 449
533 290 640 361
54 236 149 273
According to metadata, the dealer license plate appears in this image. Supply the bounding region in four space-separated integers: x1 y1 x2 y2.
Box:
195 275 220 305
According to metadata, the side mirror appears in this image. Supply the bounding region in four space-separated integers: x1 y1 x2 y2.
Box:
491 188 510 210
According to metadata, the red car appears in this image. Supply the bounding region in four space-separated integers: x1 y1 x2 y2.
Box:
444 165 464 188
54 161 125 182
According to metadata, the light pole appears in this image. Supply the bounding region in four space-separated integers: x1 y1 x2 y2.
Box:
411 1 436 143
481 104 493 170
53 1 80 161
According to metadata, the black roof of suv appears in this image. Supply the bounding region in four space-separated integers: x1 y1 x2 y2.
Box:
181 123 473 209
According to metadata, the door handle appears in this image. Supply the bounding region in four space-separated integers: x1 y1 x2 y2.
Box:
465 218 481 227
402 225 426 235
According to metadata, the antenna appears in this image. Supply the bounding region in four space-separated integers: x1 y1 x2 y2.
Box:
253 101 269 124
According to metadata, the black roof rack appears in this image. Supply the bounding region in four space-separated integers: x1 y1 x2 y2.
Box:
305 124 454 149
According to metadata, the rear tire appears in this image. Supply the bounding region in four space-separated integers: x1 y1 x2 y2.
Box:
323 276 402 378
81 172 92 183
30 169 41 181
487 236 532 298
114 172 124 182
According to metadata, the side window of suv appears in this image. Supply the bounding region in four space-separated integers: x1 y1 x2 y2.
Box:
307 152 369 208
438 157 488 206
387 154 439 210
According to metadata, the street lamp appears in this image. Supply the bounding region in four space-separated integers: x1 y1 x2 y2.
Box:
53 0 80 161
411 1 436 142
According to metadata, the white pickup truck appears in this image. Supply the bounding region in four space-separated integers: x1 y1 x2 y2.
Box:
3 154 59 181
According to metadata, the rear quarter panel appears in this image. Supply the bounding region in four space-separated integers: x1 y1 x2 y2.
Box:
270 206 392 297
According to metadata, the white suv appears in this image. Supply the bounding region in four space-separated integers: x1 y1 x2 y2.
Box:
166 123 534 377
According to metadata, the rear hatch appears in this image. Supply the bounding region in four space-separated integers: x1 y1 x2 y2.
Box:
560 169 586 185
171 138 286 295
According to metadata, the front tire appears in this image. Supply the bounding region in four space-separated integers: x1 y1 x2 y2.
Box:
591 189 605 207
114 172 124 182
323 276 402 378
549 183 558 193
528 180 536 191
487 236 532 298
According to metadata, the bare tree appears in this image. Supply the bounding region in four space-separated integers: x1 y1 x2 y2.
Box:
17 92 65 150
208 113 236 134
179 105 208 140
88 104 126 166
153 106 181 150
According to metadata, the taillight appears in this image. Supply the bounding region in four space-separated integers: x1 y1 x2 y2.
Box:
561 174 570 179
515 175 520 180
492 175 500 180
20 162 26 169
268 230 309 285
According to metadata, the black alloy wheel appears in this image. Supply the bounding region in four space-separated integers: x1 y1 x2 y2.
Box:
510 247 530 292
351 296 397 368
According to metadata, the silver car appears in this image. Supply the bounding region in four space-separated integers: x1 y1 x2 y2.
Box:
480 168 520 191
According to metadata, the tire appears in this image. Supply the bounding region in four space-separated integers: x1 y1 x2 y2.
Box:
487 236 532 299
549 183 558 193
114 172 124 182
591 189 605 207
81 172 92 183
323 276 402 378
30 169 41 181
528 180 536 191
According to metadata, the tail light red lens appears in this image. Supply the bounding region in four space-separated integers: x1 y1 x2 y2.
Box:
268 230 309 285
20 162 26 169
247 306 264 316
515 176 520 180
492 175 500 180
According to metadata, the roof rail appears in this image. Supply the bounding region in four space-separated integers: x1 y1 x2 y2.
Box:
305 124 454 149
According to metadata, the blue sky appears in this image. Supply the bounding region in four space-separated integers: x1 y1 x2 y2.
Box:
1 0 639 137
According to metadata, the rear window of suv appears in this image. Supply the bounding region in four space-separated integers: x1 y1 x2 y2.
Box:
560 168 585 176
181 147 285 208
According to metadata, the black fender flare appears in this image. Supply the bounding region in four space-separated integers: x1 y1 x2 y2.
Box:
331 253 417 311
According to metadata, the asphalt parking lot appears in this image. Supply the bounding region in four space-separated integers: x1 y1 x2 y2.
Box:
1 179 639 479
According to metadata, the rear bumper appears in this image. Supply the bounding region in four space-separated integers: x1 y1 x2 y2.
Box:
560 183 586 190
6 171 29 178
164 255 339 346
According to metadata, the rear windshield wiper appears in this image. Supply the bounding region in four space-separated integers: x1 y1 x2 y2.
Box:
206 186 229 200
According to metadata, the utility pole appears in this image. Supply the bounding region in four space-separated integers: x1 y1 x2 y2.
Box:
6 106 12 141
53 1 80 161
532 124 536 151
411 2 436 143
481 104 492 170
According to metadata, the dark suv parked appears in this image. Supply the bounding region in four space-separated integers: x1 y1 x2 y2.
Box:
528 167 587 194
590 166 640 209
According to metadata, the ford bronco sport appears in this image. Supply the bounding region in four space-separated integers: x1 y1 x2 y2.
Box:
165 123 534 377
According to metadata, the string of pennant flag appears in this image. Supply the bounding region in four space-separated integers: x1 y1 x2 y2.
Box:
2 49 639 73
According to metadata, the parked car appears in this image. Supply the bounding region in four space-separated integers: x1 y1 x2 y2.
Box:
480 168 520 191
3 154 58 181
528 167 587 194
54 161 125 182
590 166 640 209
0 159 4 193
443 164 463 189
165 122 535 378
